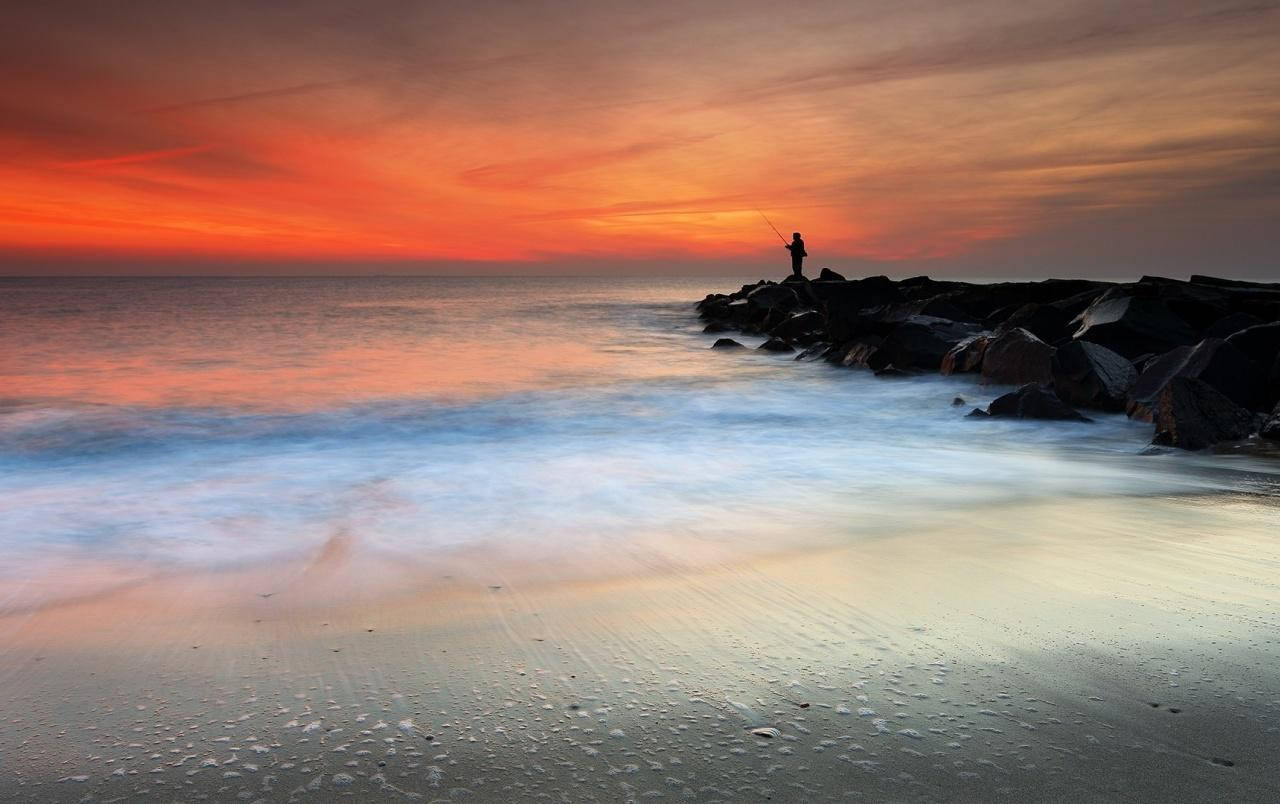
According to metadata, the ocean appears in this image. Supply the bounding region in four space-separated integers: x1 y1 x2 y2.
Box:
2 275 1274 609
5 276 1280 801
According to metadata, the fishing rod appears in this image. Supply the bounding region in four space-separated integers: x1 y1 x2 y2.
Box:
754 208 789 246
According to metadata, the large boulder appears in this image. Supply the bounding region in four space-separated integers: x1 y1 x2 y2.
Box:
1204 312 1265 339
1149 377 1256 450
981 328 1055 385
1261 402 1280 441
1071 292 1197 358
769 310 825 340
814 276 906 341
875 316 983 371
1051 340 1137 412
1225 322 1280 365
1139 275 1231 332
710 337 745 349
1126 338 1258 419
747 284 800 314
948 279 1108 320
986 383 1091 422
993 303 1072 344
941 334 992 375
757 337 795 353
818 267 845 281
836 335 887 368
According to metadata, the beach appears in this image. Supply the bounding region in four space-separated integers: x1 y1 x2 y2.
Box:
2 277 1279 801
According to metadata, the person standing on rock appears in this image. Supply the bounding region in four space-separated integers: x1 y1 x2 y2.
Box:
785 232 807 277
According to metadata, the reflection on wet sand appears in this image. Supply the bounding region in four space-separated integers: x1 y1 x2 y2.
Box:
3 494 1278 801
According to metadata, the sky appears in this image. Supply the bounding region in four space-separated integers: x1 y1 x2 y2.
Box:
2 0 1278 277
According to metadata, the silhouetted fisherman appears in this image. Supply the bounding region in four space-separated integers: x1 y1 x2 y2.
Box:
785 232 807 277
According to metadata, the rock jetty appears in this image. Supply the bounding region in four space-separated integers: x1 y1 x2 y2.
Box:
697 272 1280 450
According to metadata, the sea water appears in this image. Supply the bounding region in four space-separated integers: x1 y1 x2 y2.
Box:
2 276 1276 608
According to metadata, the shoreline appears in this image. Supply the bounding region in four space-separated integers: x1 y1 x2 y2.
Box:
4 492 1280 800
697 272 1280 451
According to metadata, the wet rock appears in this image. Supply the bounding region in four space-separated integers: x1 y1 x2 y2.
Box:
1149 377 1256 450
1052 340 1137 412
986 383 1091 422
874 364 908 377
757 337 795 353
837 334 887 368
769 309 824 340
941 334 991 375
702 321 733 333
994 302 1072 344
1140 275 1232 332
794 343 830 361
1204 312 1265 339
1127 338 1258 419
747 283 801 314
816 276 906 341
710 338 745 349
1225 322 1280 365
981 327 1055 386
1072 292 1197 359
1260 403 1280 441
876 316 982 370
951 396 966 406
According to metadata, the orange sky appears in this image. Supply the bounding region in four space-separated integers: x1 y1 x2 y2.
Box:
2 0 1279 275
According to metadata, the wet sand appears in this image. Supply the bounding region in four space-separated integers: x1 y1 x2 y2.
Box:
2 493 1279 802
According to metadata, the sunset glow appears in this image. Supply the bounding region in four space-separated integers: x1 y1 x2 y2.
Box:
4 0 1279 274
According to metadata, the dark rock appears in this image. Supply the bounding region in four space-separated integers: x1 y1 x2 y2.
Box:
703 321 733 333
1050 287 1112 321
949 279 1108 320
794 343 830 362
941 334 992 375
1139 275 1231 332
1225 322 1280 365
876 316 983 371
952 396 966 406
1052 340 1138 412
1191 275 1280 290
698 298 731 321
710 338 745 349
966 408 989 418
757 337 795 353
1204 312 1265 339
815 277 906 341
724 298 752 323
981 328 1055 386
1261 403 1280 441
1072 292 1198 358
874 365 908 377
818 267 845 281
995 303 1072 344
1127 338 1258 419
1149 377 1256 450
769 309 824 340
987 383 1091 422
747 284 800 314
837 335 886 368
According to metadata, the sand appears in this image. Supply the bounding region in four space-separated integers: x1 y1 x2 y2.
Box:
2 492 1278 802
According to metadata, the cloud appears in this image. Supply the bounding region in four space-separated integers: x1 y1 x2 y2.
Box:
712 1 1280 106
458 135 717 190
53 144 216 170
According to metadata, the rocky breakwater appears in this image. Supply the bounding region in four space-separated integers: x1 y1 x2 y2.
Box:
696 271 1280 451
